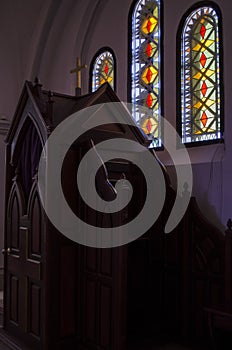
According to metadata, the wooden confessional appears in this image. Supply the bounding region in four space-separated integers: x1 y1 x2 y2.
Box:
3 80 231 350
3 80 157 350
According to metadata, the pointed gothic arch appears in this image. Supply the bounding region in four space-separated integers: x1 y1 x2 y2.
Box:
12 118 42 201
90 47 116 92
177 1 224 145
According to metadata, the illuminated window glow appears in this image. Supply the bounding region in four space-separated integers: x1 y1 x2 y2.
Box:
181 6 222 144
92 51 115 92
131 0 162 148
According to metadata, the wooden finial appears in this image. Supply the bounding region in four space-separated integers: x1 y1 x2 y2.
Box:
46 90 54 126
34 76 42 87
33 76 43 97
48 90 54 103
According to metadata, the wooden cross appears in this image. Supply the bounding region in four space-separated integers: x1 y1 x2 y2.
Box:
70 57 87 93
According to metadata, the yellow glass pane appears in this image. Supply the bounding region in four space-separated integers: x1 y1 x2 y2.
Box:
100 78 106 85
195 127 215 134
205 69 214 77
205 99 215 108
107 76 113 83
142 66 158 84
194 98 215 109
193 68 214 80
153 7 158 19
142 117 157 134
192 72 202 80
141 17 157 34
192 39 214 52
100 76 113 85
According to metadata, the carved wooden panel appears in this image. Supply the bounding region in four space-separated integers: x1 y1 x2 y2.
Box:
127 239 158 336
85 278 98 343
31 195 42 257
82 244 116 349
59 246 76 337
191 277 207 338
99 284 111 348
86 248 97 273
29 282 41 337
10 275 19 324
176 199 226 341
164 271 180 334
16 119 42 202
11 196 20 250
100 249 112 277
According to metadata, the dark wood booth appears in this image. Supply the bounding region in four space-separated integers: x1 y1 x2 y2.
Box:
3 80 155 350
2 80 231 350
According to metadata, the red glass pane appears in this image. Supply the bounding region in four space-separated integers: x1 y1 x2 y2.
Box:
200 53 207 67
146 119 152 134
146 43 152 57
200 24 206 39
201 82 207 96
201 112 208 127
147 19 152 33
104 63 109 75
146 94 153 108
146 68 153 83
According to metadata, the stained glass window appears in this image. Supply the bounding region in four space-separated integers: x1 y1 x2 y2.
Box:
130 0 162 148
92 50 115 92
180 5 223 144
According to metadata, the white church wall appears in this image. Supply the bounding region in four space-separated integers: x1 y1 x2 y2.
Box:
79 0 232 231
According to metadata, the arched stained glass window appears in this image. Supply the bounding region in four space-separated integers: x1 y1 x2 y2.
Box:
179 5 223 144
130 0 162 148
91 49 115 92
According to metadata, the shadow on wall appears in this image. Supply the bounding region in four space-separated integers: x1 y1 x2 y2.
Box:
164 164 225 233
199 192 225 233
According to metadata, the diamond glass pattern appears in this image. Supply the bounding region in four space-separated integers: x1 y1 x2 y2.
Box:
92 51 114 92
181 6 222 143
131 0 161 148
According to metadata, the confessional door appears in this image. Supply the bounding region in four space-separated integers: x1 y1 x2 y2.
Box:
77 160 130 350
81 246 127 350
4 180 43 349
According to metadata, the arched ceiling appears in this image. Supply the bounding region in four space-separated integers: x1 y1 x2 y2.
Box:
0 0 106 119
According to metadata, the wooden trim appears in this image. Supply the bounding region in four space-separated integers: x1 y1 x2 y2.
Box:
0 118 10 136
